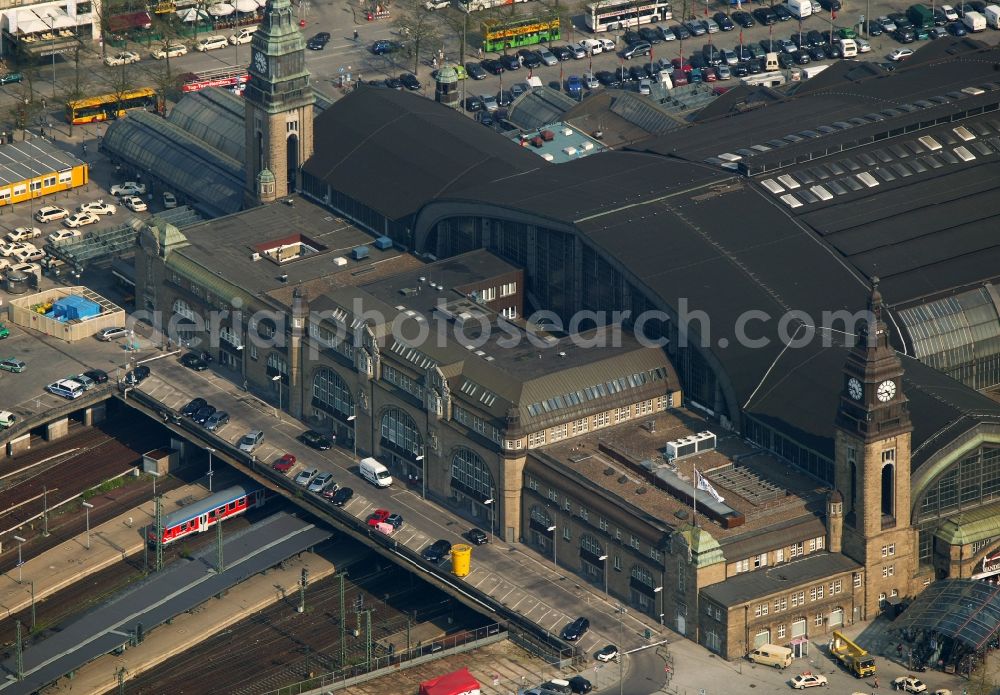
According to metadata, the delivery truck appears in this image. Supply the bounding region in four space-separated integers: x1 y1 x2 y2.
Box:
786 0 812 17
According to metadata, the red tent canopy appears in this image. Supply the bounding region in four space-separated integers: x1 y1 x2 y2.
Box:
419 668 481 695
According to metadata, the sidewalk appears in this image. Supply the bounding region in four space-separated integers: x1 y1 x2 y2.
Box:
0 482 211 618
45 551 336 694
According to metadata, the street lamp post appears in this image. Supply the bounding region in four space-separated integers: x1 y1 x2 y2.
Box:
415 450 425 500
654 585 664 626
13 535 26 583
347 408 358 460
82 501 94 549
205 447 216 492
547 525 557 569
617 605 627 695
599 554 609 596
484 498 495 543
271 374 282 415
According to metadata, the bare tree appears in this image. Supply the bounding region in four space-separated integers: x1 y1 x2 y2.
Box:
393 0 443 74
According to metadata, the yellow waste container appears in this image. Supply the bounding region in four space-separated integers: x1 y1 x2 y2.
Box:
451 543 472 577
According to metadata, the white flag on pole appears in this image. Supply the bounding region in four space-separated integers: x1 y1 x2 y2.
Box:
695 469 725 503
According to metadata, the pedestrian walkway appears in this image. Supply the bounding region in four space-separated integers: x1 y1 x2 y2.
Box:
44 550 336 694
1 482 211 617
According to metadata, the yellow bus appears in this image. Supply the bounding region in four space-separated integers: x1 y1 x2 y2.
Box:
65 87 156 125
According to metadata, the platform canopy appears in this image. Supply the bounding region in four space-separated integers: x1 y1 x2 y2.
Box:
894 579 1000 651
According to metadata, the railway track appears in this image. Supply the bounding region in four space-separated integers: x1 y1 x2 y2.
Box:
125 551 484 695
0 413 173 576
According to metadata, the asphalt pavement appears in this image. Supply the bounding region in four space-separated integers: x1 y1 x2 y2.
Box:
3 0 1000 128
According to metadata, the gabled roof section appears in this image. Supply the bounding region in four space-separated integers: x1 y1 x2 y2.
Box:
304 87 543 222
506 87 577 130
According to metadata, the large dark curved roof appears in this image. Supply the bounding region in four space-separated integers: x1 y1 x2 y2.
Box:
303 87 544 222
324 44 1000 461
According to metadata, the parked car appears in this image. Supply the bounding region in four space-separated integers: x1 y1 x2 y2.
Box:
63 212 99 229
96 327 129 342
74 374 96 391
110 182 147 196
538 47 558 65
467 528 489 544
465 62 488 79
162 192 178 209
596 644 619 662
83 369 109 384
299 430 333 450
561 617 590 641
714 11 735 29
273 454 297 472
790 674 828 689
105 50 140 66
295 467 319 486
204 411 229 430
79 200 117 215
421 539 453 562
5 227 41 242
367 508 391 526
151 43 188 59
196 35 228 51
752 7 778 24
230 27 256 44
568 676 592 694
330 487 353 506
238 429 264 453
306 31 331 50
892 677 927 694
773 3 793 20
124 365 150 385
123 196 148 212
732 10 755 27
183 397 208 417
888 47 914 60
499 54 520 70
0 71 22 85
308 471 335 492
399 73 421 90
180 352 209 371
35 205 69 223
684 19 707 34
517 49 543 68
671 23 692 39
192 405 216 425
623 41 652 59
0 357 26 373
481 93 499 112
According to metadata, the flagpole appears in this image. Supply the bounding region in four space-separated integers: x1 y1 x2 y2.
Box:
692 464 698 527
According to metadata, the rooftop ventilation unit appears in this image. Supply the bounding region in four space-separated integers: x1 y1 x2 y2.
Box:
352 246 370 260
373 236 393 250
333 256 348 266
665 431 717 460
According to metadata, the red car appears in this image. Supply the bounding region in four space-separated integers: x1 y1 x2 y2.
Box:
367 508 391 526
272 453 296 473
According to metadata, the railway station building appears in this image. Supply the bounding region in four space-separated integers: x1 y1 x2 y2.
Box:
135 20 1000 662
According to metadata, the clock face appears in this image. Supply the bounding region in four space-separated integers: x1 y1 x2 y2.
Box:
876 380 896 402
848 377 863 401
253 50 268 74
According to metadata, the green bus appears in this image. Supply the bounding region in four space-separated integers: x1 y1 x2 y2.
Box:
481 15 560 52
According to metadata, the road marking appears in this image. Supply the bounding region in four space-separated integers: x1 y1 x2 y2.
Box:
498 587 516 602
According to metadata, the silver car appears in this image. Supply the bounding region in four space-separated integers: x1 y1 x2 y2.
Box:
308 471 334 492
238 430 264 452
295 467 319 486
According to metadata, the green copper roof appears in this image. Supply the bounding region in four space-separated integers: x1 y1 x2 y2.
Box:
677 524 725 568
934 501 1000 545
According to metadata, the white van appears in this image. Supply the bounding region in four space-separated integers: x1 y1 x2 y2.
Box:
47 379 85 400
748 644 793 668
985 4 1000 28
359 457 393 488
839 38 858 58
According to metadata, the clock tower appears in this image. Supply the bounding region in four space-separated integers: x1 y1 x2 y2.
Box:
834 277 916 619
244 0 314 204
